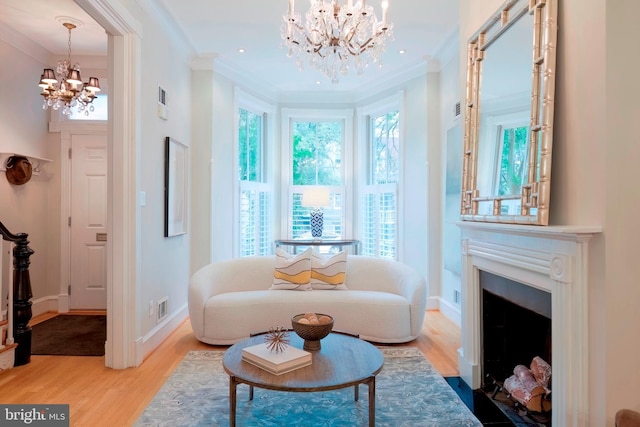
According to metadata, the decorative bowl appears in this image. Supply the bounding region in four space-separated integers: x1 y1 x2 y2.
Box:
291 313 334 351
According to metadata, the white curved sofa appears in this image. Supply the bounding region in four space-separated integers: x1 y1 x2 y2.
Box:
188 255 427 345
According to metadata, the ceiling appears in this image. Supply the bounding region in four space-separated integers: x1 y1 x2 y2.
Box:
0 0 459 94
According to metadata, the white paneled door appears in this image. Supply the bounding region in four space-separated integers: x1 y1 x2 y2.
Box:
70 134 108 309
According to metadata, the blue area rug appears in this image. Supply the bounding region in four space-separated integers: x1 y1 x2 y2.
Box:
135 348 482 427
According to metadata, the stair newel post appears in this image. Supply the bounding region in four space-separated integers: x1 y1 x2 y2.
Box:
12 232 33 366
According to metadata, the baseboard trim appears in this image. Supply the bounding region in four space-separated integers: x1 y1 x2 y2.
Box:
31 296 59 318
136 304 189 365
427 296 461 327
426 295 440 311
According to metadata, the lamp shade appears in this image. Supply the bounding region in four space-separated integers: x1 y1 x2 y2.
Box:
85 77 101 92
41 69 57 84
66 69 82 85
302 187 330 207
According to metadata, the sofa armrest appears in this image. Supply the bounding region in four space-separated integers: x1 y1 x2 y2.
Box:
188 264 219 339
346 256 427 339
397 266 427 338
188 256 277 339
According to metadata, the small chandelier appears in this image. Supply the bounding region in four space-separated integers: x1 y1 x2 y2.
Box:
38 22 101 117
282 0 393 84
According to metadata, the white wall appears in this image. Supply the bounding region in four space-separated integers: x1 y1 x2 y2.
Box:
0 39 61 302
604 0 640 424
210 73 236 262
126 0 193 339
406 75 433 284
190 69 214 273
439 41 463 321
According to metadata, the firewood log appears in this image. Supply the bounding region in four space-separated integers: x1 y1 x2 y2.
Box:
530 356 552 390
504 365 546 412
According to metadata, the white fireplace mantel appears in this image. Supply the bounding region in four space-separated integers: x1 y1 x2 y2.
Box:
457 221 602 427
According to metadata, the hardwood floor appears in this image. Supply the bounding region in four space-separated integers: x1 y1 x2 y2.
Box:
0 310 460 426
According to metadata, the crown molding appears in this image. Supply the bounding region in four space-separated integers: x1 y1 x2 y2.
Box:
212 59 279 103
0 22 52 65
134 0 193 55
432 26 460 70
351 60 428 103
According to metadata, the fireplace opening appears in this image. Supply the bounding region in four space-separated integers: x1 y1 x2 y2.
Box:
480 271 552 425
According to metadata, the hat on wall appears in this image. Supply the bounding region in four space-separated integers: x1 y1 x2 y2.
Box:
5 156 33 185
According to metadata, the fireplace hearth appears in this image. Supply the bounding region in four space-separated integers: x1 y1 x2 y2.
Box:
481 382 551 426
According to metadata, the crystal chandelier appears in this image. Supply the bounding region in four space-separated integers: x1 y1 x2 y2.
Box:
282 0 393 83
38 22 101 117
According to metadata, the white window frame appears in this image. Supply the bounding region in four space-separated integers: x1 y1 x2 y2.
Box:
280 108 354 240
356 92 403 260
233 88 275 257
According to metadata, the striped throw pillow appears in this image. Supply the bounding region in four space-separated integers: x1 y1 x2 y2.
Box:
271 247 313 290
310 250 348 290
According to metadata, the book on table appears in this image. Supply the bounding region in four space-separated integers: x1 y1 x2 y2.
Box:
241 343 312 375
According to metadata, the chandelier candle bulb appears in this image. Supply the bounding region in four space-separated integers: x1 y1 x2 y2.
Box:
38 75 48 89
382 1 388 26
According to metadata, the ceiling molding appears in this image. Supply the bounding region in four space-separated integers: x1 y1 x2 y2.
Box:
351 60 427 103
0 22 52 65
213 59 279 103
134 0 193 55
432 26 460 70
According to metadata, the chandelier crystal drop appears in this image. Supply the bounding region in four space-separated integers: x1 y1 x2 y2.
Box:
38 22 101 117
281 0 393 84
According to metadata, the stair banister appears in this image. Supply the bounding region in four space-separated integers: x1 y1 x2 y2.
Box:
0 220 33 366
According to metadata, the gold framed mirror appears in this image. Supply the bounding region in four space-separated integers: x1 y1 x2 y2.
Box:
460 0 558 225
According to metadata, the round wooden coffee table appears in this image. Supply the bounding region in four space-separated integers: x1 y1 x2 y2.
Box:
223 332 384 427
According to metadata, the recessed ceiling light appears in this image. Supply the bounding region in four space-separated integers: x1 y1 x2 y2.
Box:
316 81 321 85
399 49 406 54
238 48 246 53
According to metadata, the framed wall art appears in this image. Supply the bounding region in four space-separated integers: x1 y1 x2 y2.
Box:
164 136 188 237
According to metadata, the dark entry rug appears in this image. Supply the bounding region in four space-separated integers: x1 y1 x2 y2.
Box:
31 315 106 356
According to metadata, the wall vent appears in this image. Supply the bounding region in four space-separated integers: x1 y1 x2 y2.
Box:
157 86 168 120
158 86 167 105
454 289 461 305
157 297 168 323
454 101 461 118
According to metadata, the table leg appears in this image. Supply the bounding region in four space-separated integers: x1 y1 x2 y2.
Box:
229 376 237 427
368 376 376 427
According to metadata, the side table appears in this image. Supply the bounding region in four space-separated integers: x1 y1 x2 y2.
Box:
274 239 361 254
